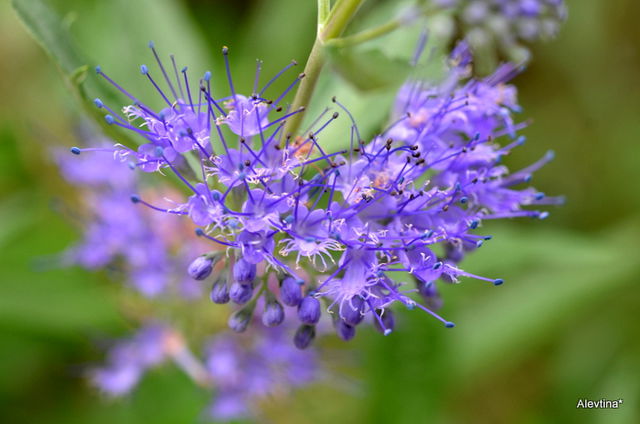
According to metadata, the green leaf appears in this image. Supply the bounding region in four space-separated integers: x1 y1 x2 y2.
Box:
11 0 133 143
11 0 83 75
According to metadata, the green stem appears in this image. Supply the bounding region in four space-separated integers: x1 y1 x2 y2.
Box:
283 0 366 139
323 0 366 40
327 17 403 48
328 4 437 48
317 0 331 30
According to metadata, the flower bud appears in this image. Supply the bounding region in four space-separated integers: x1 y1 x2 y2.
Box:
187 256 213 280
342 295 364 326
233 258 256 284
374 309 395 336
280 277 302 307
418 281 443 310
262 300 285 327
336 320 356 341
210 276 230 304
229 281 254 305
293 324 316 350
297 296 321 324
228 307 253 333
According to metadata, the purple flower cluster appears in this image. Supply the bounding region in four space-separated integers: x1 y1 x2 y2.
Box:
435 0 567 53
91 316 318 421
58 134 209 298
91 323 176 396
72 42 559 348
59 142 166 297
206 324 317 421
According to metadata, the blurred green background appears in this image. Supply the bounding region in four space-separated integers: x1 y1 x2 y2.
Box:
1 0 639 423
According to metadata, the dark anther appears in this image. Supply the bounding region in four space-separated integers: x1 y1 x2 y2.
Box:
244 160 251 167
332 112 339 119
276 106 283 112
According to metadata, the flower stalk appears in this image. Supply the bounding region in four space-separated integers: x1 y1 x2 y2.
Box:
283 0 366 138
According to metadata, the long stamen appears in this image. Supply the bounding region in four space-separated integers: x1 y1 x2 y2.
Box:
148 41 179 101
140 65 173 107
260 59 297 96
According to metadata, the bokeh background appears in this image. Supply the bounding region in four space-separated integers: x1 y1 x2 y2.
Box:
1 0 639 423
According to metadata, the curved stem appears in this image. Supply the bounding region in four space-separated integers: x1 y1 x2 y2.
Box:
328 17 403 48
